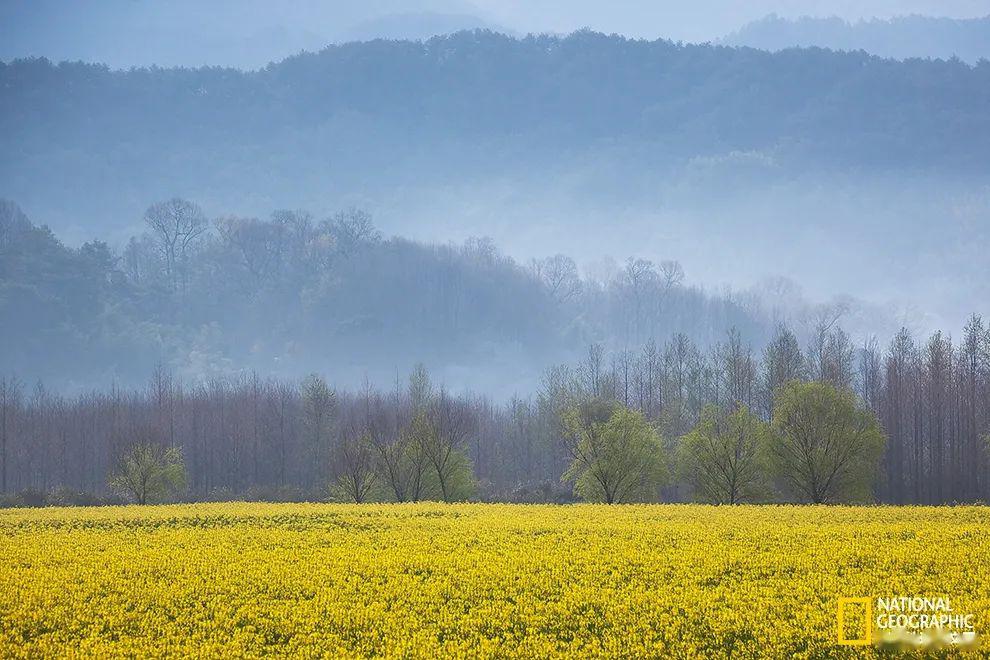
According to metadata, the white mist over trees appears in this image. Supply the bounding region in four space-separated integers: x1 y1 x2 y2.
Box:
0 199 779 392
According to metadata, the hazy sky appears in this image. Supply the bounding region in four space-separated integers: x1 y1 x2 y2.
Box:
2 0 988 68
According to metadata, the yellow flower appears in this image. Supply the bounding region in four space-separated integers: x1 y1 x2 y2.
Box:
0 502 987 657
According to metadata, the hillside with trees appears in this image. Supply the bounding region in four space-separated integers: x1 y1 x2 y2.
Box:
0 198 769 391
2 29 988 237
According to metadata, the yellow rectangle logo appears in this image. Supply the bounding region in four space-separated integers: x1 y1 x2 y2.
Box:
838 597 873 646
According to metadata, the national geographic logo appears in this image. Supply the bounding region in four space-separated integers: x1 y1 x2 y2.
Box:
837 597 873 646
838 596 980 651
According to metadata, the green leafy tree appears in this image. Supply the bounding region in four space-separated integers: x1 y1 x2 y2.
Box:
109 443 187 505
678 404 771 504
561 401 667 503
769 381 885 503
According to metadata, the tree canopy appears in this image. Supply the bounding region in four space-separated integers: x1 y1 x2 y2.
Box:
769 381 886 503
109 443 187 505
678 404 771 504
561 401 667 504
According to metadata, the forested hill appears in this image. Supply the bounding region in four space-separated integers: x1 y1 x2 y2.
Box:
0 199 768 392
2 30 988 238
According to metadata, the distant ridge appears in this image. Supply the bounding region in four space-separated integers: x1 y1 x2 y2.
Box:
722 14 990 62
338 12 515 43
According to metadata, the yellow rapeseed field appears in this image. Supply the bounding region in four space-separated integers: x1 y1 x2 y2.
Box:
2 503 989 658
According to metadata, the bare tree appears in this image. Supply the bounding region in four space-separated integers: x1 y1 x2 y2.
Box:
922 331 952 503
578 343 611 399
857 337 882 414
717 328 757 409
369 394 415 502
659 260 685 291
334 425 378 503
531 254 582 304
214 215 282 290
635 339 664 422
806 314 855 389
882 328 919 504
0 376 22 494
301 374 335 488
326 208 381 258
422 389 475 502
618 257 658 343
762 323 805 418
144 197 208 295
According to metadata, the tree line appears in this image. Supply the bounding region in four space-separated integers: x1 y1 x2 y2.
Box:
2 316 988 506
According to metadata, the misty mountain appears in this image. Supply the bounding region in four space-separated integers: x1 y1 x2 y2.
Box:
1 29 988 330
722 14 990 62
3 30 986 223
